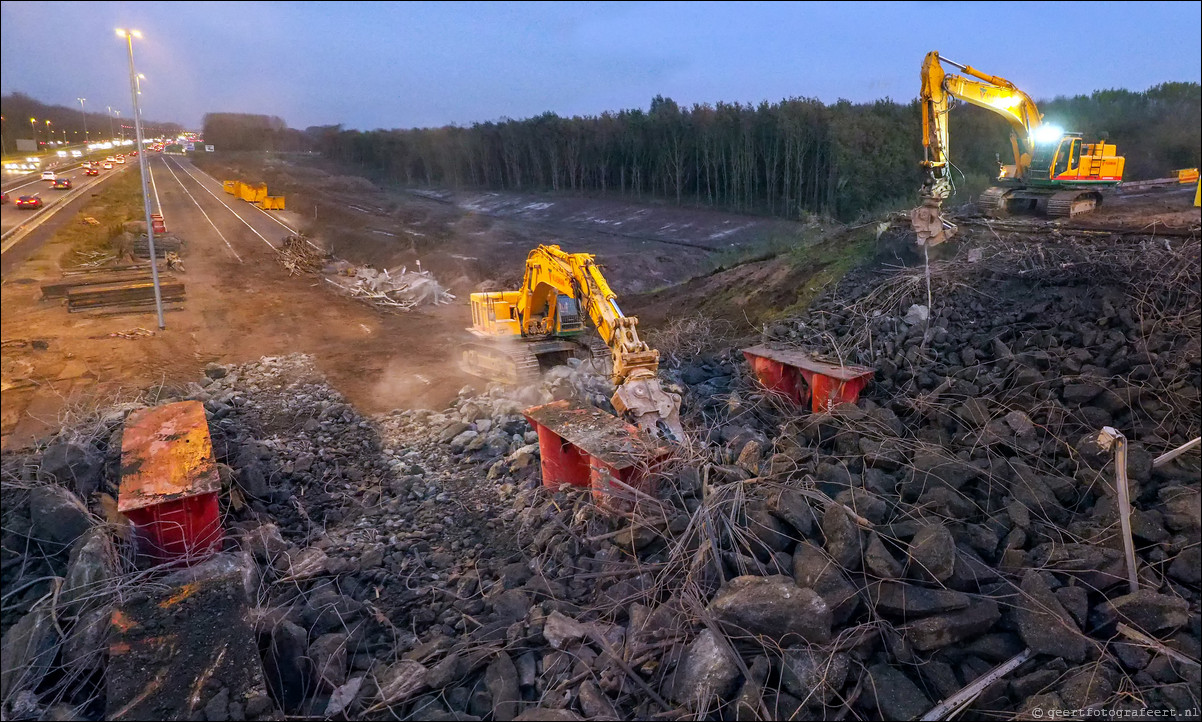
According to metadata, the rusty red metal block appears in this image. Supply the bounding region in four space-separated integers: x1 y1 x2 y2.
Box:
118 400 223 566
106 556 267 720
742 344 875 412
524 400 670 510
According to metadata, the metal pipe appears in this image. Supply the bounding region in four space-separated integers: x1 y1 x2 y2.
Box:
122 30 165 329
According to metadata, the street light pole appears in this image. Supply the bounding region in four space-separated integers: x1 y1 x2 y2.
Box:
78 98 89 143
30 117 37 147
45 120 52 147
118 28 165 330
106 106 115 141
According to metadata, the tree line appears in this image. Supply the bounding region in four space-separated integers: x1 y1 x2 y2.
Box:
201 113 310 152
0 92 181 152
258 83 1202 222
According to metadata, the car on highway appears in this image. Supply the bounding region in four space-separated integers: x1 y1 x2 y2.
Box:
52 178 72 190
115 156 126 164
41 170 57 181
85 168 100 176
105 156 116 163
0 192 7 204
102 162 114 170
16 195 43 210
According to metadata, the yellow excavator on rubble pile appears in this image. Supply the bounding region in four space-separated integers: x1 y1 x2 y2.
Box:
912 51 1126 245
461 244 683 439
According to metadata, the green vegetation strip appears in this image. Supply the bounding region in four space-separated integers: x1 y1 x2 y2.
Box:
58 170 148 266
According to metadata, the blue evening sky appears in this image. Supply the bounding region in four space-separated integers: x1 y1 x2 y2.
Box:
2 1 1198 131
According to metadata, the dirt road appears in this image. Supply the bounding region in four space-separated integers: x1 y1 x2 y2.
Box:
1 156 476 449
4 153 814 449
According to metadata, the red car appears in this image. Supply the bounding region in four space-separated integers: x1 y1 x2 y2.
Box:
52 178 72 190
16 195 43 209
85 168 100 176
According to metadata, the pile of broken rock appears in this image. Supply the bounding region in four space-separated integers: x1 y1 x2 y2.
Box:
2 231 1199 721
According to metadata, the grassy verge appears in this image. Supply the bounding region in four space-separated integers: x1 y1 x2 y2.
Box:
771 224 878 318
57 170 148 267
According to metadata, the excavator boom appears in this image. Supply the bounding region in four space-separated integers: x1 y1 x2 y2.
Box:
466 245 683 440
913 51 1124 245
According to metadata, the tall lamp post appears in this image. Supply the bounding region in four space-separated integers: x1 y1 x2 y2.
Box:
77 98 90 143
106 106 115 141
118 28 164 329
30 117 37 147
45 120 52 147
115 110 123 142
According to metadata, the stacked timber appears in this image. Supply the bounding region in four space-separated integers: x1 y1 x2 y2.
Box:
42 269 165 300
134 233 184 258
66 279 185 312
41 263 185 313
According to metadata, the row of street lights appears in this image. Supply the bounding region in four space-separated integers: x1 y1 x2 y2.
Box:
19 106 125 149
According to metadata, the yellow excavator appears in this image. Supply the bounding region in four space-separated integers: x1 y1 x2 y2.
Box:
912 51 1125 245
462 244 684 439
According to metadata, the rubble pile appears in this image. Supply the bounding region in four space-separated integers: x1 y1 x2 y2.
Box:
2 229 1199 721
273 234 454 310
327 262 455 310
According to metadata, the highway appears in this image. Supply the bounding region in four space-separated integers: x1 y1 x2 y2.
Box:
1 158 130 239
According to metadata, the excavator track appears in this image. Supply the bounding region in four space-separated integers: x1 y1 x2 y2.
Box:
461 337 605 387
572 335 613 376
1046 190 1101 218
978 187 1011 216
461 341 542 385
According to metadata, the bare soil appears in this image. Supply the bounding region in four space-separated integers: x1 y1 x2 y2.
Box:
188 152 814 295
1 153 814 450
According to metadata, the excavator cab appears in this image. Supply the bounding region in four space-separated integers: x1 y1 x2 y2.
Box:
554 294 585 334
1028 132 1081 183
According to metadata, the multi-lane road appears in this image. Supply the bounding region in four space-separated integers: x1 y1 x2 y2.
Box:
1 161 117 238
1 152 304 278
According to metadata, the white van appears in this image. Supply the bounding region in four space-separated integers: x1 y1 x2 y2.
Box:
41 170 56 181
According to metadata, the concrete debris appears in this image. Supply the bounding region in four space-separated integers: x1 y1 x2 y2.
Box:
327 261 455 309
2 223 1199 720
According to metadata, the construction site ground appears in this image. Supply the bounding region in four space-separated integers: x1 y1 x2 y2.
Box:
1 156 1199 721
0 153 809 450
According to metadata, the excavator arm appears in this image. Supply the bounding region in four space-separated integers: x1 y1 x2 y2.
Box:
516 245 684 439
914 51 1043 245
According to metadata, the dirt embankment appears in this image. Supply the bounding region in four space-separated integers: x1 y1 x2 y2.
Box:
187 152 819 297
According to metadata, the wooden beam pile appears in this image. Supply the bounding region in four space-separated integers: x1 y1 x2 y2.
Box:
40 263 186 313
66 279 185 312
134 234 184 259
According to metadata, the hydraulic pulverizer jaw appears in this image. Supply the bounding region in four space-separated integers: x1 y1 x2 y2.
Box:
611 372 685 442
912 170 957 248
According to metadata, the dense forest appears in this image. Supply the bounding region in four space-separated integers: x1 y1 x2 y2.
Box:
201 113 311 154
296 83 1200 222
